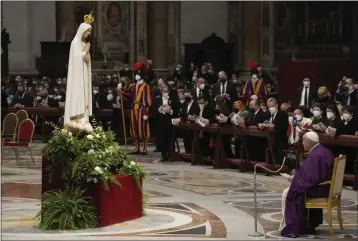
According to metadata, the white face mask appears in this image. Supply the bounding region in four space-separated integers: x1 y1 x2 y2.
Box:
108 90 113 93
49 95 54 98
199 84 205 90
56 95 62 100
176 68 180 71
303 81 310 87
135 75 141 81
343 113 351 121
326 112 334 119
162 92 169 98
93 90 99 94
269 107 277 114
252 74 258 80
232 79 238 83
295 115 302 122
107 94 113 101
199 104 205 110
313 110 321 118
180 99 185 104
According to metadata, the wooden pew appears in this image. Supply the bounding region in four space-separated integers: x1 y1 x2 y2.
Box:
219 125 276 172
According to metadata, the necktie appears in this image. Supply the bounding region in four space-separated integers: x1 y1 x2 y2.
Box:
271 114 275 121
304 87 308 107
222 84 226 95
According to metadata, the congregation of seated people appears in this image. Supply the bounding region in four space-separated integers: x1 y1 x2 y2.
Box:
2 63 358 176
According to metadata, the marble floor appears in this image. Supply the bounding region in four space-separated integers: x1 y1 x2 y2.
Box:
1 142 358 240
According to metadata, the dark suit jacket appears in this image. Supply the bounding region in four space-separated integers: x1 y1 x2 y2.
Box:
179 101 200 121
245 109 270 127
152 93 180 119
11 92 33 107
191 87 211 102
93 93 112 110
271 110 289 150
336 117 358 136
211 81 238 111
200 103 215 124
295 85 317 108
335 88 358 107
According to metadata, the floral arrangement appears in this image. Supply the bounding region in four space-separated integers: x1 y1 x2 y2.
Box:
38 126 150 230
44 126 148 190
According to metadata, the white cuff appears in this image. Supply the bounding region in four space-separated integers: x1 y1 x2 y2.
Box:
170 109 173 115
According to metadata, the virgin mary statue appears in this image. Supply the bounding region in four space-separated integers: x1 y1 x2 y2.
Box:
64 12 94 133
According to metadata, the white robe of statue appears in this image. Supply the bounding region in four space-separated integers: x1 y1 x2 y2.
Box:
64 22 93 133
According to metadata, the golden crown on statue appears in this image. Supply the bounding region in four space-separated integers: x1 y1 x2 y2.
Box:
84 11 95 24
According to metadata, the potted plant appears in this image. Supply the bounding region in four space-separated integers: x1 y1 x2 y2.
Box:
38 126 149 229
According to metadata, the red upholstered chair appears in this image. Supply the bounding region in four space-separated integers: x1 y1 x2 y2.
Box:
2 119 36 166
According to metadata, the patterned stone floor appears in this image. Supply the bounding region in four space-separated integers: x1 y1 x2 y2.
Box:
1 142 358 240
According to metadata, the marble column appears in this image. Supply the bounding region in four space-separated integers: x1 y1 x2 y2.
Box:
260 2 275 67
129 1 136 65
57 1 76 41
241 1 261 68
148 2 168 69
136 2 147 62
174 2 181 65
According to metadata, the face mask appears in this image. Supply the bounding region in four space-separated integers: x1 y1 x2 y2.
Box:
199 84 205 90
56 95 62 100
185 96 192 102
108 90 113 93
249 108 255 113
135 75 141 81
233 108 239 114
49 95 54 98
57 81 62 85
36 96 42 100
180 99 185 104
33 81 37 85
269 107 277 114
326 112 334 119
107 94 113 101
215 109 221 114
303 81 310 87
176 68 180 71
252 74 258 80
162 92 169 98
267 88 271 92
125 68 129 71
199 104 205 110
54 88 58 92
295 115 302 122
232 79 238 83
343 113 351 121
313 110 321 118
93 90 99 94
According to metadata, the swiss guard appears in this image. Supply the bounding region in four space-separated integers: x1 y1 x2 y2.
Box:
242 61 267 102
130 61 152 155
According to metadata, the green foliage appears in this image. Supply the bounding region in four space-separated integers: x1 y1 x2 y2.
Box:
36 187 97 230
44 126 148 190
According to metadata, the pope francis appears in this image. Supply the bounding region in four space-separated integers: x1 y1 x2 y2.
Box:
64 11 94 133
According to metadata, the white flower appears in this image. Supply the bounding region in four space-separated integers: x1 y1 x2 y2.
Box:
88 149 95 154
61 129 68 134
94 166 103 174
95 134 100 138
130 161 135 166
87 134 94 140
68 132 72 137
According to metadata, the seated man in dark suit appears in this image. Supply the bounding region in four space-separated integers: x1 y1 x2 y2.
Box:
10 85 33 107
179 91 200 154
245 99 270 162
196 95 215 157
259 97 289 164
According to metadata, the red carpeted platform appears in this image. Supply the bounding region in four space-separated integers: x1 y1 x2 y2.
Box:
42 156 143 227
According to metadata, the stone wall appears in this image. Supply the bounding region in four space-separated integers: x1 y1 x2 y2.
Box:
180 1 228 57
2 1 56 74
